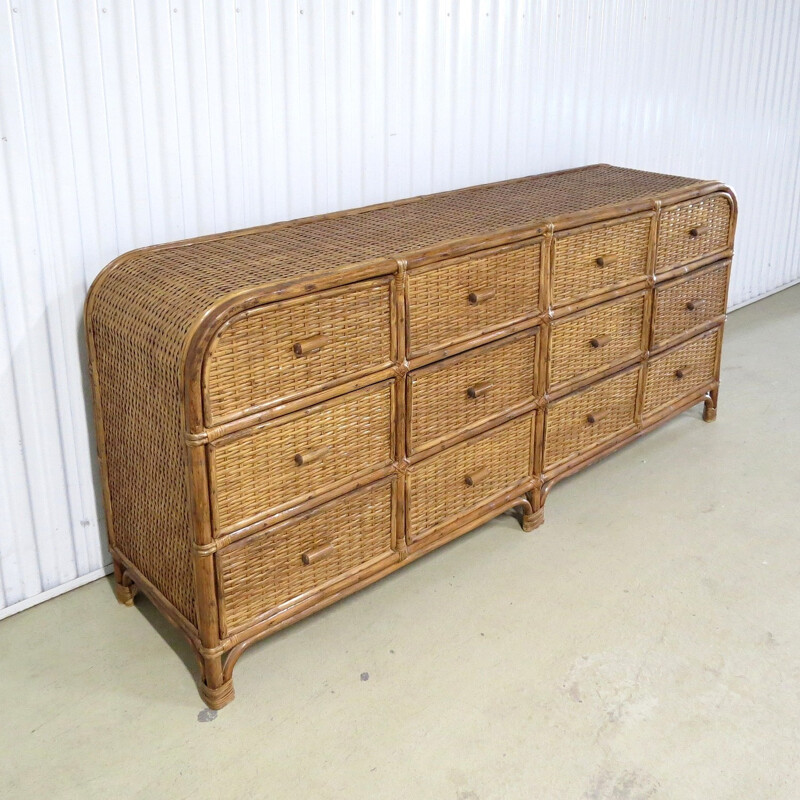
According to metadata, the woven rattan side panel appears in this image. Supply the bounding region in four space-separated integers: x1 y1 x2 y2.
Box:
204 279 393 426
642 328 720 418
652 262 729 348
544 367 641 472
655 194 733 272
216 479 396 635
406 413 534 541
551 215 652 307
89 317 196 625
210 381 393 534
407 332 537 454
406 240 541 356
548 292 646 390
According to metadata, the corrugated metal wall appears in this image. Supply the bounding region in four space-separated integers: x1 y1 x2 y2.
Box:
1 0 799 617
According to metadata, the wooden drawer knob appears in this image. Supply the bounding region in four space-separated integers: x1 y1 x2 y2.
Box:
294 445 331 466
464 466 489 486
586 410 607 425
595 255 617 268
688 225 708 238
301 543 335 566
293 334 328 356
589 334 611 349
467 288 496 305
674 369 685 379
467 380 493 399
685 299 703 311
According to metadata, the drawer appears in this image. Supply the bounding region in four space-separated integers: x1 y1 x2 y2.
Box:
210 381 393 535
216 478 396 635
406 413 534 542
655 193 733 273
406 239 541 357
642 328 720 419
203 278 393 426
548 291 646 391
407 331 537 455
652 261 729 349
551 214 652 307
544 367 640 472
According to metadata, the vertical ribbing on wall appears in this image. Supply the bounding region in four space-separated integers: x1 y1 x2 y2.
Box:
1 0 798 615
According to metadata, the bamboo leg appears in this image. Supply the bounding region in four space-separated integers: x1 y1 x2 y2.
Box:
112 558 137 606
199 653 235 710
703 387 718 422
521 489 545 531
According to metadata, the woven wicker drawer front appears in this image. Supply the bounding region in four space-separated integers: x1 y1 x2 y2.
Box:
652 262 728 348
203 278 392 426
406 414 533 541
406 239 541 357
407 331 537 455
656 194 732 273
544 368 640 471
549 292 646 391
210 382 393 535
217 479 396 635
643 328 719 418
551 215 651 307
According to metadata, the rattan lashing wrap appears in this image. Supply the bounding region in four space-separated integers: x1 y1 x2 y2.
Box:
86 164 703 629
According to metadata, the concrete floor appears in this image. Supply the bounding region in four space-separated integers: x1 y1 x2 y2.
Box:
2 285 799 799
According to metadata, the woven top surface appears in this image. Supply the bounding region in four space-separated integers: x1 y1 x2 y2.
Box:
89 164 702 359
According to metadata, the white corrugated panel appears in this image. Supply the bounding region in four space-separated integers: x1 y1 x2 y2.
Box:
1 0 799 617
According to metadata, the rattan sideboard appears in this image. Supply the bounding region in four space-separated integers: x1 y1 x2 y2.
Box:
85 164 736 708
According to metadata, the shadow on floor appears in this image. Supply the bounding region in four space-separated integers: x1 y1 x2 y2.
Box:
102 575 199 680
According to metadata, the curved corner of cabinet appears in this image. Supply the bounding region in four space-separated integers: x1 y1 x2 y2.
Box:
718 184 739 249
83 249 148 553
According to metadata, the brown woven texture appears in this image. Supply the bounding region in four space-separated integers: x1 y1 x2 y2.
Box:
95 165 697 366
549 292 646 389
90 166 697 427
643 328 720 418
211 382 393 534
217 479 395 635
655 193 732 272
544 367 640 471
408 333 536 454
85 163 734 708
406 414 533 540
652 262 729 347
205 279 392 426
90 304 197 623
407 240 541 356
551 215 651 306
87 164 696 637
